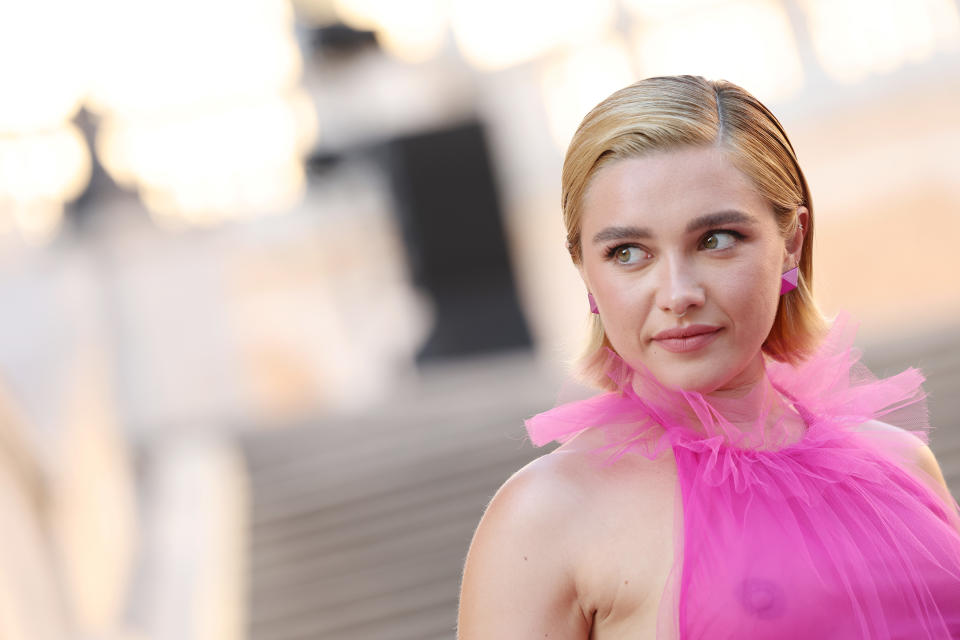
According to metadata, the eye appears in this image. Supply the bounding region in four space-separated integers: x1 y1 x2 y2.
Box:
700 230 742 251
610 245 649 265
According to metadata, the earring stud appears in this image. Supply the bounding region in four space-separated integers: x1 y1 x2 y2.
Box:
588 293 599 314
780 266 799 295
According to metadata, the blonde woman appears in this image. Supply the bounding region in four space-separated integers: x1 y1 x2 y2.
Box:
457 76 960 639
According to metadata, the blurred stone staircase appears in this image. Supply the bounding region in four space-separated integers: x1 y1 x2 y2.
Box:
241 328 960 640
862 326 960 491
240 351 557 640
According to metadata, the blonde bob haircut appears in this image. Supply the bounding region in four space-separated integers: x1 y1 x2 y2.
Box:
564 75 825 390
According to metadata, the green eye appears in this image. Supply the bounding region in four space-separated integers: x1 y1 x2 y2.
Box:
702 231 739 250
607 245 649 265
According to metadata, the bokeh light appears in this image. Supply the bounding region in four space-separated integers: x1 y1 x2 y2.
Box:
801 0 960 83
0 0 317 242
0 0 88 134
0 125 91 244
87 0 315 226
540 35 636 151
626 0 804 104
333 0 449 63
96 90 316 225
451 0 616 71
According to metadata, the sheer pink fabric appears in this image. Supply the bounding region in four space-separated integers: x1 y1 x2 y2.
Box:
525 313 960 639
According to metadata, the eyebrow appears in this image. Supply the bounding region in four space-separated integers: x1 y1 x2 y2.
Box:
591 210 759 244
685 210 759 233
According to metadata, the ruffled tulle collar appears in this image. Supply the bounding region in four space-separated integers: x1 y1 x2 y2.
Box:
525 312 929 464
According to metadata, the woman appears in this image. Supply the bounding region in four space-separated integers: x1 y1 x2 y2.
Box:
457 75 960 639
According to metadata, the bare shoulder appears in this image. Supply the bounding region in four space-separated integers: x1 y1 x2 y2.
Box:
462 441 611 576
457 451 594 639
854 419 926 450
471 427 674 546
855 419 950 494
473 446 598 546
458 430 677 639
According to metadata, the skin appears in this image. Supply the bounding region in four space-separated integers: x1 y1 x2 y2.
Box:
456 145 954 639
578 145 804 397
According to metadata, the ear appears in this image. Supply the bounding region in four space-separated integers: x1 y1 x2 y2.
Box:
783 206 808 268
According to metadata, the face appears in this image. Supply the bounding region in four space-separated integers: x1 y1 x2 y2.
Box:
578 145 805 394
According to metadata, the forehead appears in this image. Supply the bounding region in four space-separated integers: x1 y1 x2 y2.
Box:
580 146 774 233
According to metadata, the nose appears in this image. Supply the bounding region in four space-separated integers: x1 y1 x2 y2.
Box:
654 254 705 317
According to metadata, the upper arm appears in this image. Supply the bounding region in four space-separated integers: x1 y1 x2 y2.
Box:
457 455 592 640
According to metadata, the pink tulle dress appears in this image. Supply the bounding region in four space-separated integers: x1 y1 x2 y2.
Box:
525 314 960 639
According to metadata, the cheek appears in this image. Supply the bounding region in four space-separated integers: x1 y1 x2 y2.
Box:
595 280 652 332
587 266 655 343
719 262 777 297
713 255 782 326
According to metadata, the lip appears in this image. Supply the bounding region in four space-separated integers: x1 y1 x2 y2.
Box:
652 324 723 353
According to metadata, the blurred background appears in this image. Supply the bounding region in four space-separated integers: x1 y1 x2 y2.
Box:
0 0 958 638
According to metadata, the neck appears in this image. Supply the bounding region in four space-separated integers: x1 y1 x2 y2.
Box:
623 351 807 448
701 355 804 446
706 354 773 421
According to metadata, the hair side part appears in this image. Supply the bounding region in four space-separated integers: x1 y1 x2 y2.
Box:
563 75 826 390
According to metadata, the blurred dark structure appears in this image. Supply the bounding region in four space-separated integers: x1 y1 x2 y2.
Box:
307 23 379 59
386 121 532 363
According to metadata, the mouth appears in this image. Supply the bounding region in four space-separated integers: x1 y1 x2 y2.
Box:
651 325 723 354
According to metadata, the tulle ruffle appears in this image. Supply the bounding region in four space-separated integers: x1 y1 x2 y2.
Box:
524 312 960 639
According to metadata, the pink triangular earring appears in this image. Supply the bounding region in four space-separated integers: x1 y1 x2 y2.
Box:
588 293 599 314
780 266 799 295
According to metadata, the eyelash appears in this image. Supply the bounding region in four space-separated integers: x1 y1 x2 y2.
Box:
602 229 746 260
701 228 746 249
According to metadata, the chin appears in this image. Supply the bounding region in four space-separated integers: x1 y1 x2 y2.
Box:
643 358 734 394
